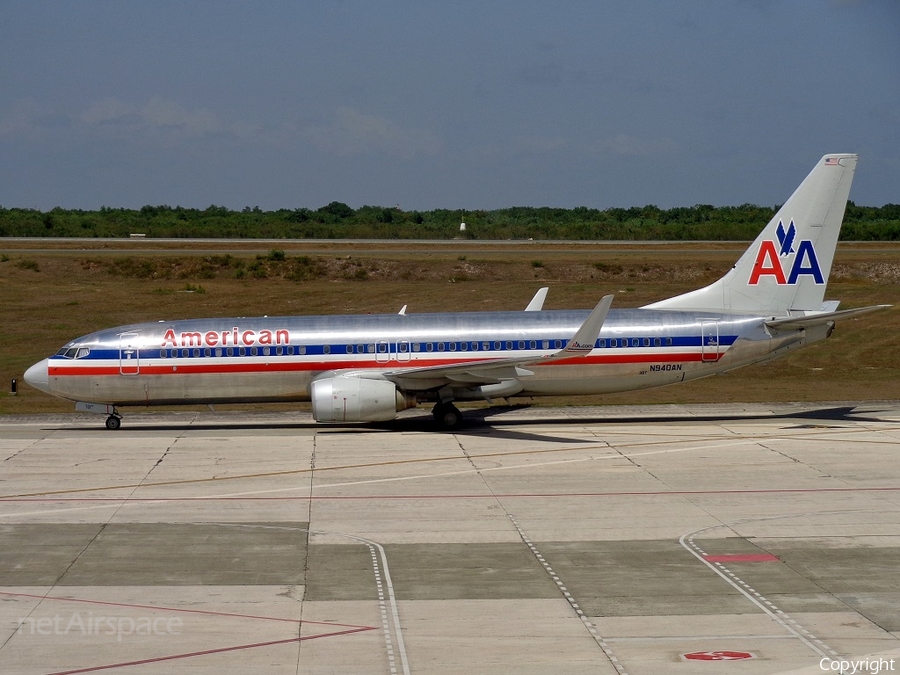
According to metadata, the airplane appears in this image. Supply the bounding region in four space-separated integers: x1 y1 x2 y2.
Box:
24 153 889 430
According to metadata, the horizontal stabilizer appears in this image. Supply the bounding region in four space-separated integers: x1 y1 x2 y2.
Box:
766 305 891 330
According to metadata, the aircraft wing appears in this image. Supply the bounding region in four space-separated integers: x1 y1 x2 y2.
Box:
766 305 891 331
524 287 549 311
383 294 614 389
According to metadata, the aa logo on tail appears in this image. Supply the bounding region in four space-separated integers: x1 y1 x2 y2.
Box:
748 220 824 285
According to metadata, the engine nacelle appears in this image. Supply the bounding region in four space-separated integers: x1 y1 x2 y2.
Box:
310 376 416 423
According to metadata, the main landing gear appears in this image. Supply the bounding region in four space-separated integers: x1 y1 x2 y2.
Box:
432 402 463 431
105 413 122 430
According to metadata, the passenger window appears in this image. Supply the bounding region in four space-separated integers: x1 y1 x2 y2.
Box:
226 347 234 356
542 340 549 349
426 343 433 352
665 337 673 346
643 338 650 347
204 348 211 357
215 348 223 357
264 347 271 356
654 338 661 347
437 342 445 352
322 345 330 354
251 347 259 356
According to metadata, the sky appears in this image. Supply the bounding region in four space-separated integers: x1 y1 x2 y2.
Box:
1 1 898 212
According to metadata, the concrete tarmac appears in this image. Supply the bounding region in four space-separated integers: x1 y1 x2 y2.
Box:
1 402 899 674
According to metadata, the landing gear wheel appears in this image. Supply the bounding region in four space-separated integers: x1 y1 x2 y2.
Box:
105 415 122 430
433 403 463 431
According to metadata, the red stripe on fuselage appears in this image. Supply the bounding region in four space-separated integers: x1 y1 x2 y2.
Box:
47 351 717 378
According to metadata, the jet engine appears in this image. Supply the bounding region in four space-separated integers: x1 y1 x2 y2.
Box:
310 375 416 423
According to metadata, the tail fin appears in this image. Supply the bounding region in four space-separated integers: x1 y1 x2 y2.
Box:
644 153 857 314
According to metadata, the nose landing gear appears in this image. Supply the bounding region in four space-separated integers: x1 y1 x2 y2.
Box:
74 402 123 429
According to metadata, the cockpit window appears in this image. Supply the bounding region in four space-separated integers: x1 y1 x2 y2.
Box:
55 347 90 359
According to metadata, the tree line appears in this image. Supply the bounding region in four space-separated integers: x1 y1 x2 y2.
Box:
1 201 898 240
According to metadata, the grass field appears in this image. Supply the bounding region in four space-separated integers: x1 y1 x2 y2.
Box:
1 241 897 415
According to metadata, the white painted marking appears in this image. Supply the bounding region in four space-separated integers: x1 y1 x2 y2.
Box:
679 525 837 659
192 523 411 675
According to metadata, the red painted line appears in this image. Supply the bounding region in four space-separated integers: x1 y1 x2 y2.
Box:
0 591 371 629
45 626 376 675
703 553 780 563
4 485 900 503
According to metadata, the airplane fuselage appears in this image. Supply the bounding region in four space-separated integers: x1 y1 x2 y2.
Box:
33 308 814 407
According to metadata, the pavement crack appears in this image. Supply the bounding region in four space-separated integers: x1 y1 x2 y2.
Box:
3 437 44 463
144 433 186 478
756 440 833 479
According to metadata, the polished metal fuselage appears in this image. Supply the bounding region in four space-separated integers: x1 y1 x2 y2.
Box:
39 308 820 407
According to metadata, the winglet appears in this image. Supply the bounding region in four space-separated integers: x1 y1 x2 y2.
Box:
524 287 549 311
555 294 614 357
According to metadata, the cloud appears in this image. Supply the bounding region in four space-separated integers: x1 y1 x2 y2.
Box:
0 97 260 147
0 99 72 139
301 106 442 159
80 97 259 141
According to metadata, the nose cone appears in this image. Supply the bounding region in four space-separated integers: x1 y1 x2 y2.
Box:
24 358 51 394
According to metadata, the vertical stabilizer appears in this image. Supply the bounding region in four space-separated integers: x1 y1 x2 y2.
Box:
644 154 857 314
